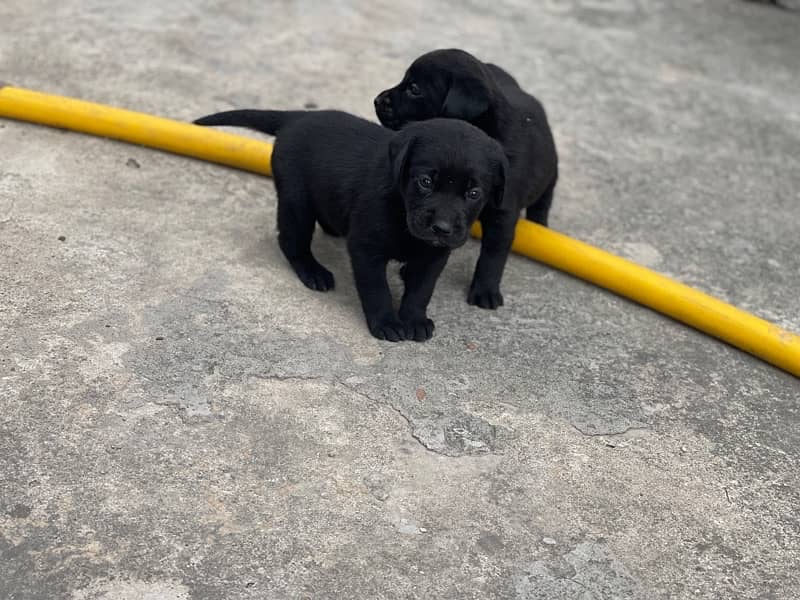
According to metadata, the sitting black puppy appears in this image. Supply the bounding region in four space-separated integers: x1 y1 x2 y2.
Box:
375 49 558 310
193 109 508 341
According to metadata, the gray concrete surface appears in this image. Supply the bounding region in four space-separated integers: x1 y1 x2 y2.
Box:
1 1 799 598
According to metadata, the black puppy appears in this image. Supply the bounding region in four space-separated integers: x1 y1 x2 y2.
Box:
375 49 558 310
193 109 508 341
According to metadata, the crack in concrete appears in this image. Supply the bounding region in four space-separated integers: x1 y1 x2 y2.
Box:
248 373 327 383
337 380 445 457
385 401 445 457
571 424 652 438
566 577 600 600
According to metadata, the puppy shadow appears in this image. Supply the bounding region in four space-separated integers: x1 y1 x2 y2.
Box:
311 229 413 321
242 224 481 332
241 225 371 324
437 241 481 297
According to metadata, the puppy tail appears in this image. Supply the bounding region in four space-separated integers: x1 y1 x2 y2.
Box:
192 109 306 136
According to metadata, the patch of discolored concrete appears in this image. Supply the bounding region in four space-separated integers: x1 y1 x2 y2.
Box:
71 579 191 600
513 541 643 600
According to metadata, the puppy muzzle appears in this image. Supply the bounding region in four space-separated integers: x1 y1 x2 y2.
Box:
374 91 400 129
407 214 468 249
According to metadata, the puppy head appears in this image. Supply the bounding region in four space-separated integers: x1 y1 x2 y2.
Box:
375 49 491 130
389 119 508 249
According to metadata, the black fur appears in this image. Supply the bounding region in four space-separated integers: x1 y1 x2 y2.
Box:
375 49 559 309
194 109 508 341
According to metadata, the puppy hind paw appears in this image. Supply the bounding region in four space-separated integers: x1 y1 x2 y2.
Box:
528 213 549 227
402 316 435 342
368 316 407 342
295 262 335 292
525 207 549 227
467 286 504 310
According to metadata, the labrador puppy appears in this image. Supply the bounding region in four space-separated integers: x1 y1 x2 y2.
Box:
375 49 558 309
193 109 508 341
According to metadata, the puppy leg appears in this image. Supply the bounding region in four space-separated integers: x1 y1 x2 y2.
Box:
276 187 335 291
350 249 405 341
318 222 342 237
525 178 556 227
398 250 450 342
468 208 517 309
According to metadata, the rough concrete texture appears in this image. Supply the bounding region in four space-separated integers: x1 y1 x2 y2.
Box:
1 1 799 598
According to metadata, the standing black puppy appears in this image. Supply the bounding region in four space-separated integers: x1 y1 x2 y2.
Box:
375 49 558 310
193 109 508 341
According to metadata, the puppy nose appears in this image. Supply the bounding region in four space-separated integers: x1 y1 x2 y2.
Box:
374 93 391 108
431 221 452 236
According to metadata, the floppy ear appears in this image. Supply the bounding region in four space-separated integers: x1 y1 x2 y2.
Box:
441 75 490 121
388 131 416 189
490 147 510 209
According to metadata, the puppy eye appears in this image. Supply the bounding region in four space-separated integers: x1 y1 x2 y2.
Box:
408 83 422 97
418 175 433 189
466 188 482 201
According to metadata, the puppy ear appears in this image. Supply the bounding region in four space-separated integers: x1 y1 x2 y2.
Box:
490 146 510 209
389 131 416 188
441 75 490 121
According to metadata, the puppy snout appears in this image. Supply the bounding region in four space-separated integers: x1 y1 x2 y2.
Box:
431 220 453 237
374 92 392 110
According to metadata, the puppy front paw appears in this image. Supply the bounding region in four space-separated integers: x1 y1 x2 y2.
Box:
368 315 407 342
401 315 435 342
467 283 504 310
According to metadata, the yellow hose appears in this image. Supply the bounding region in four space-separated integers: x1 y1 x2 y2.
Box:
0 84 272 175
2 84 798 377
472 221 800 377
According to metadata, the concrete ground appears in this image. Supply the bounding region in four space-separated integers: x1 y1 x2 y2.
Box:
1 1 799 598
